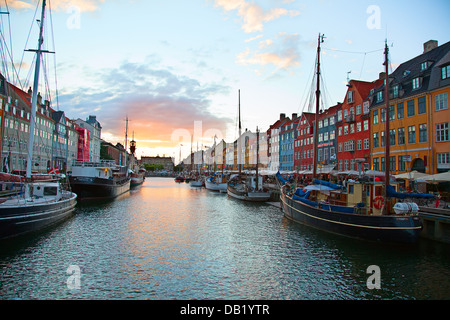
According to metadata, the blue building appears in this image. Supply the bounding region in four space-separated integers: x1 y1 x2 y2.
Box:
280 113 299 171
317 103 341 169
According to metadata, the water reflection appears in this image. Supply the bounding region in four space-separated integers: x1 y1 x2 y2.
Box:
0 178 449 299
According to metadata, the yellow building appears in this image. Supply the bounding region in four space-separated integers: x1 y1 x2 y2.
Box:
369 40 450 175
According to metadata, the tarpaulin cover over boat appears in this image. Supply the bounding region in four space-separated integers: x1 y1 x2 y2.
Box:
386 184 435 199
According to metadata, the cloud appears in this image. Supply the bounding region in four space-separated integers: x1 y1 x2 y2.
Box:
59 60 233 150
213 0 299 33
236 33 301 75
9 0 105 12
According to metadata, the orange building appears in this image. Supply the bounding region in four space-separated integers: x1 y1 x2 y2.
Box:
369 40 450 175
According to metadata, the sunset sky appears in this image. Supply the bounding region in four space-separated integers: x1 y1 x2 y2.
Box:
3 0 449 162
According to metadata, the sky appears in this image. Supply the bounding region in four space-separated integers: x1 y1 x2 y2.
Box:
2 0 449 163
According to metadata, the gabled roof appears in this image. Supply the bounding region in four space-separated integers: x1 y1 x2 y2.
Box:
370 41 450 107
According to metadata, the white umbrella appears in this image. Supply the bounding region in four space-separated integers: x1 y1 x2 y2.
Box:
419 171 450 182
394 170 430 180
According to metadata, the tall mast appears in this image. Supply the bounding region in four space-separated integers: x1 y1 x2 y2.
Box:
312 33 325 180
124 116 128 166
383 40 390 215
256 126 259 190
238 89 242 175
26 0 47 178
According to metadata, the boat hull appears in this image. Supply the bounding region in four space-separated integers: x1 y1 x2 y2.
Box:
0 193 77 240
130 173 145 187
69 176 130 201
280 190 422 244
205 180 227 192
189 180 203 187
227 185 271 202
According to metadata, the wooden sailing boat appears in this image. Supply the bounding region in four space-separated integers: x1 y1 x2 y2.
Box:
278 34 433 243
227 127 271 202
0 0 77 240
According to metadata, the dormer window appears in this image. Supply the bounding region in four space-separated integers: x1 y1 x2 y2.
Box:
420 61 428 71
377 91 383 102
403 70 411 78
442 65 450 80
412 77 421 90
392 85 399 98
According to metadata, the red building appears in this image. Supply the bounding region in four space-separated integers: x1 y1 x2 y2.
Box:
76 125 90 161
336 78 383 172
294 112 315 171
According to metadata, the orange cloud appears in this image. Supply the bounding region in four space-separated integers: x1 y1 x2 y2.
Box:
236 33 301 74
60 60 233 155
213 0 299 33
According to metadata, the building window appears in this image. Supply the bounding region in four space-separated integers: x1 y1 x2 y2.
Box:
437 153 450 170
344 159 349 170
398 156 406 172
390 156 396 172
357 139 362 150
377 91 383 102
373 110 379 124
389 129 396 146
398 127 405 145
418 97 426 114
363 101 369 114
392 85 399 98
436 122 449 142
389 105 395 120
356 105 361 115
373 132 379 148
407 100 415 117
337 110 342 121
397 102 404 119
338 127 342 136
380 108 386 123
356 122 361 132
339 160 343 171
435 93 448 111
381 131 385 147
420 61 428 71
344 125 348 135
408 125 416 144
363 120 369 131
381 157 385 171
347 91 354 103
419 124 427 143
373 158 379 171
412 77 420 90
338 143 342 152
442 65 450 79
364 138 369 150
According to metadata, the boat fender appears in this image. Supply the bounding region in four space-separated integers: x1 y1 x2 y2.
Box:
374 196 384 209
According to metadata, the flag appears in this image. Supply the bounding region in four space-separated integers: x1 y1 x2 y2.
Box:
48 166 60 174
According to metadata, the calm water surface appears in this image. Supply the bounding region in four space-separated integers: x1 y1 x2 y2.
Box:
1 178 449 300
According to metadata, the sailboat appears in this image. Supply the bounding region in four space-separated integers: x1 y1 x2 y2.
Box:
278 34 434 244
69 118 131 200
129 134 146 187
0 0 77 240
227 127 271 202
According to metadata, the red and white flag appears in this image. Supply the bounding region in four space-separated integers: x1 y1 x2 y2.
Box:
48 167 60 174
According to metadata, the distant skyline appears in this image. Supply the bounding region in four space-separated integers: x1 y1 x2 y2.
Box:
2 0 449 162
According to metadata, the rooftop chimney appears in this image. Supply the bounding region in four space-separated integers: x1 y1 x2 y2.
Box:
423 40 438 53
280 113 286 120
292 113 298 119
379 72 386 80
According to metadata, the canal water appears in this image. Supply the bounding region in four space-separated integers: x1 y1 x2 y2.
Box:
1 178 449 300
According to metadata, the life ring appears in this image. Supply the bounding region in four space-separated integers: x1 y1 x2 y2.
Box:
374 196 384 209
